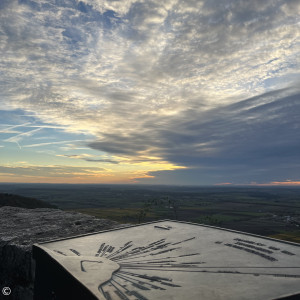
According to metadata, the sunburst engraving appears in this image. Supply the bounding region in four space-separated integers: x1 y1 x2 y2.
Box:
36 221 300 300
49 237 200 299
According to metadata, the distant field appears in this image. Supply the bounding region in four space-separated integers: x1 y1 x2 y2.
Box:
71 204 300 243
269 231 300 243
1 183 299 243
70 207 158 223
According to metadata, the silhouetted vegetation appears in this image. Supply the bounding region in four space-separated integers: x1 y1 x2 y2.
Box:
0 193 57 209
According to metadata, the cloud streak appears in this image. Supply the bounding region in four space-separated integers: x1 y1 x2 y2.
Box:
4 128 43 149
56 154 120 164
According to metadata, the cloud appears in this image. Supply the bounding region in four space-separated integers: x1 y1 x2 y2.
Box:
22 140 84 148
216 180 300 187
0 0 299 184
4 127 43 148
0 162 168 184
56 153 120 164
84 158 119 164
0 164 104 178
89 88 300 159
1 0 298 116
256 180 300 186
0 122 32 134
136 88 300 184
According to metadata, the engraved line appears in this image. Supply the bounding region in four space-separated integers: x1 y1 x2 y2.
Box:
69 248 81 256
114 273 165 291
129 290 149 300
234 238 266 246
98 286 111 300
154 225 170 230
53 250 67 256
114 244 178 261
118 253 201 263
100 245 110 257
281 250 295 256
110 277 131 294
113 274 150 291
112 243 171 261
120 268 300 277
111 240 170 261
120 263 205 269
225 243 277 261
235 242 273 254
106 241 133 259
119 271 172 282
96 243 106 257
110 280 130 300
171 237 196 245
119 261 205 268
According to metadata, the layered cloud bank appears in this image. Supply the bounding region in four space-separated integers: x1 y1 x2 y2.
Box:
0 0 299 184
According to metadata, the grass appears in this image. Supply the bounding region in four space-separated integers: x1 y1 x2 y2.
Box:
71 207 159 223
70 206 300 244
269 231 300 243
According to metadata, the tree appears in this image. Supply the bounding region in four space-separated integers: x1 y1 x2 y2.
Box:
136 196 180 223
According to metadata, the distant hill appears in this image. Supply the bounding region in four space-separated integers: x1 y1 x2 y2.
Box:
0 193 57 209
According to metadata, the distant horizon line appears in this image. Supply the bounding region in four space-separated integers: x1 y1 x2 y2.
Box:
0 182 300 188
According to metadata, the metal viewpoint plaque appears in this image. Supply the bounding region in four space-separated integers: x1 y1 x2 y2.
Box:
33 221 300 300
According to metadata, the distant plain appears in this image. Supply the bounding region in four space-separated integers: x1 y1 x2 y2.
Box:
1 183 299 243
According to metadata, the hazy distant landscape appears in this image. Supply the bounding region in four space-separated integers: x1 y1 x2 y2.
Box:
1 183 299 243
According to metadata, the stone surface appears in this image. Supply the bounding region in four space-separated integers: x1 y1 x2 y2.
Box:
36 220 300 300
0 206 121 300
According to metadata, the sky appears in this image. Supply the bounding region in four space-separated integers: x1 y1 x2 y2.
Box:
0 0 299 185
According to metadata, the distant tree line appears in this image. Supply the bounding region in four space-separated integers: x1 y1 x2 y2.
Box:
0 193 57 209
137 196 180 223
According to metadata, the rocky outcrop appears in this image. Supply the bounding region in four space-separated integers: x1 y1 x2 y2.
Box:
0 206 121 300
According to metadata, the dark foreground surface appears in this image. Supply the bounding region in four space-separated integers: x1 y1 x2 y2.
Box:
0 206 120 300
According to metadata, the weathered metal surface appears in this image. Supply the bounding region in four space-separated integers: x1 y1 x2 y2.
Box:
33 220 300 300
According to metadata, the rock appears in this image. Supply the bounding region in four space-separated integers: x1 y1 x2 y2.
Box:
0 206 121 300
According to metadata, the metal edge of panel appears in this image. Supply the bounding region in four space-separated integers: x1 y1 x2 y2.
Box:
32 244 99 299
273 291 300 300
